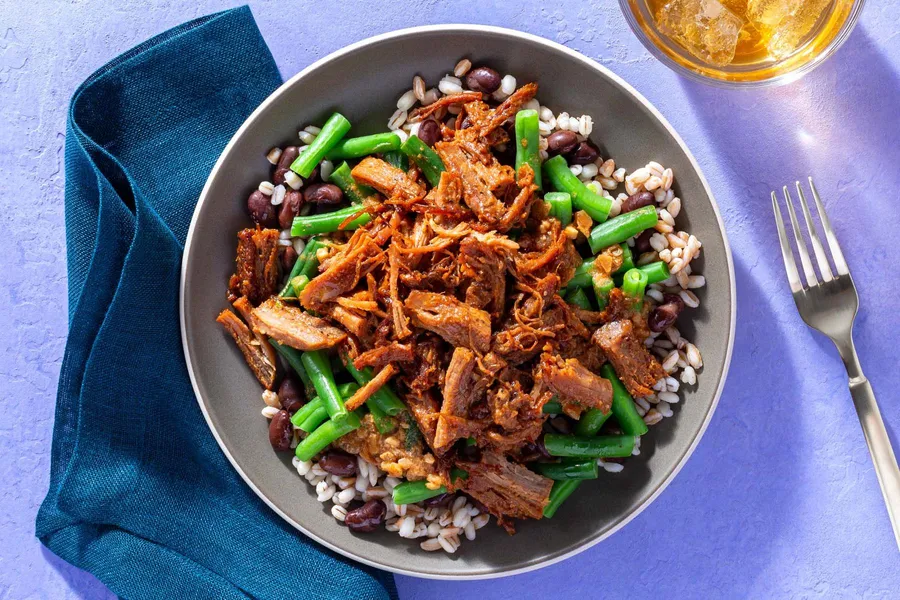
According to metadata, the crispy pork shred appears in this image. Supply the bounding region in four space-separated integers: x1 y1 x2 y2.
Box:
220 78 683 532
252 297 347 350
457 451 553 532
216 308 277 389
228 228 281 305
592 319 666 398
405 291 492 354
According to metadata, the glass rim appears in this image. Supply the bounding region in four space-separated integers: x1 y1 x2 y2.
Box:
618 0 867 88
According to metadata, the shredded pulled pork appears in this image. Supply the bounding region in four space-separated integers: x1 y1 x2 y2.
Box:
220 79 672 531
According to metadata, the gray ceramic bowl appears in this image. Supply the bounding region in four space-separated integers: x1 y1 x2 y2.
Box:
180 25 735 579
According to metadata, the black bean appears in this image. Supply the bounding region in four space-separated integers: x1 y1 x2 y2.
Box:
273 146 299 185
277 377 304 414
634 229 655 254
318 451 357 476
465 66 501 94
345 499 386 533
569 140 600 165
649 302 682 333
281 246 298 272
417 118 441 147
546 130 578 156
268 410 293 452
662 293 685 313
247 190 278 227
621 191 655 214
304 183 343 205
278 189 303 229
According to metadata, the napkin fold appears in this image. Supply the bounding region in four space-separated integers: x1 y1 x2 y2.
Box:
35 7 397 599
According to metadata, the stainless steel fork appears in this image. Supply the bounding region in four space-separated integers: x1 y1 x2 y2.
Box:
773 177 900 550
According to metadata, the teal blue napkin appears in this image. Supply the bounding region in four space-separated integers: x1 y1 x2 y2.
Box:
35 7 397 599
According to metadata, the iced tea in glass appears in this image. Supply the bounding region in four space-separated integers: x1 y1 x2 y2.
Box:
620 0 864 85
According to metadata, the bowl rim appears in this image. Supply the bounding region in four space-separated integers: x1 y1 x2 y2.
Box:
180 23 737 580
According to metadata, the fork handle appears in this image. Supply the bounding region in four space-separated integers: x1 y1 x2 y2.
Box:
839 338 900 551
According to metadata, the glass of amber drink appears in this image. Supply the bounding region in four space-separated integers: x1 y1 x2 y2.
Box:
620 0 864 86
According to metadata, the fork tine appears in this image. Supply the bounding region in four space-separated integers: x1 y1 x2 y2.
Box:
772 191 803 294
795 181 834 283
783 185 818 287
808 177 850 276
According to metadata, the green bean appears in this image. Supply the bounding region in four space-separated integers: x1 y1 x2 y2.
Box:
534 459 599 480
324 132 401 160
593 277 615 311
543 155 611 222
279 240 314 297
574 405 612 437
290 383 360 430
343 358 406 416
290 113 352 178
298 405 329 433
619 243 635 273
367 400 396 435
565 287 593 311
543 480 581 518
270 340 316 398
588 205 658 254
400 135 445 187
383 150 409 171
621 268 649 309
568 244 635 290
295 411 361 461
542 399 563 414
391 468 468 505
601 363 648 436
545 192 572 226
638 260 671 285
328 161 379 204
290 206 371 237
514 109 542 190
543 433 635 458
300 350 349 424
290 275 310 296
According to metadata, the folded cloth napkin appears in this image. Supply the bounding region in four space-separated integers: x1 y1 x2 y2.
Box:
35 7 397 599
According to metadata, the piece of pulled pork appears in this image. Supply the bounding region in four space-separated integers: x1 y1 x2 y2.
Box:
252 297 347 351
228 228 281 305
592 319 665 398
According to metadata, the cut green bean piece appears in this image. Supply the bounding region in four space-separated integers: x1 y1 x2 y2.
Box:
328 161 378 204
400 135 445 187
618 243 635 273
588 205 658 254
601 363 648 436
621 268 649 309
534 459 599 480
270 340 315 397
279 240 315 297
515 109 542 190
543 480 581 518
543 155 612 222
291 396 324 428
343 358 406 416
593 277 615 311
638 260 671 285
391 468 468 505
290 113 352 178
542 399 563 415
565 287 593 311
300 350 349 423
291 206 371 237
568 245 633 290
543 433 635 458
545 192 572 226
574 405 612 437
367 400 396 435
290 275 310 296
324 132 401 160
383 150 409 171
295 411 361 461
298 405 329 433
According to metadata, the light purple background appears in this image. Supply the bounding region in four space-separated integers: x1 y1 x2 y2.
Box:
2 1 899 598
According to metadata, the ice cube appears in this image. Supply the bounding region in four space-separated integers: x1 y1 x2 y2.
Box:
747 0 802 27
656 0 745 67
765 0 831 58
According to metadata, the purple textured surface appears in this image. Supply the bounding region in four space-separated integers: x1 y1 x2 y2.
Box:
2 1 898 598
